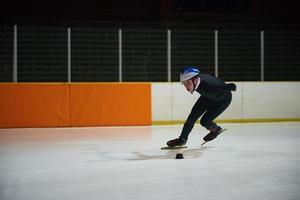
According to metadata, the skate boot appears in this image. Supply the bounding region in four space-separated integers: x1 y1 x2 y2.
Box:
203 126 224 142
167 137 187 147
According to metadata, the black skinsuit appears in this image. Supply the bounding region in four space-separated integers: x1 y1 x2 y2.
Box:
179 74 234 142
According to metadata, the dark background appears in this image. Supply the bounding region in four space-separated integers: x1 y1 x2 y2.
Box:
1 0 300 25
1 0 300 82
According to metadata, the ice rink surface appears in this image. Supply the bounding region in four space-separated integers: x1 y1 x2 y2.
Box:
0 122 300 200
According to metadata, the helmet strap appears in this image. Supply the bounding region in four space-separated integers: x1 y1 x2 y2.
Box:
191 77 196 94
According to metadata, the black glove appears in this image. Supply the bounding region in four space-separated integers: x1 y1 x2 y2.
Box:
226 83 236 91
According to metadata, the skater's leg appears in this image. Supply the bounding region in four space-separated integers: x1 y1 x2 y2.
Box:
200 93 232 142
200 93 232 130
179 96 209 142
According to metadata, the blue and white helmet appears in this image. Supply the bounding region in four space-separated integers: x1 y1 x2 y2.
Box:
180 66 199 82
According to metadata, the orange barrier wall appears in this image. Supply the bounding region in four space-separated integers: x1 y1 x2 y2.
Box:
70 83 151 126
0 83 151 128
0 83 70 128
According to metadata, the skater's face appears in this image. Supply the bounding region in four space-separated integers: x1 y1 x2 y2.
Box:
182 79 194 93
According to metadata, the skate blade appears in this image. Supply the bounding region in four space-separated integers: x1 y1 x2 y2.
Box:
161 146 188 150
201 128 227 146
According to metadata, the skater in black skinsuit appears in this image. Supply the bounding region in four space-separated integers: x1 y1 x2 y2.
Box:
167 66 236 147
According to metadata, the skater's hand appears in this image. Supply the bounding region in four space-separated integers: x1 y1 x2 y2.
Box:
227 83 236 91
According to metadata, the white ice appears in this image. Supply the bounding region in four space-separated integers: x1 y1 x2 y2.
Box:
0 122 300 200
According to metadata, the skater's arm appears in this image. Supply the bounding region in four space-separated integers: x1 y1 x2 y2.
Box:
220 83 236 91
204 81 236 92
200 74 236 92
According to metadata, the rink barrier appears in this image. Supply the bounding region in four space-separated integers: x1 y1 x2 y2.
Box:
69 83 151 126
0 83 151 128
151 82 300 124
0 83 70 128
1 82 300 128
152 118 300 125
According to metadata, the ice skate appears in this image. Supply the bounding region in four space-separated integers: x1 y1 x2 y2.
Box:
201 127 227 145
161 138 187 150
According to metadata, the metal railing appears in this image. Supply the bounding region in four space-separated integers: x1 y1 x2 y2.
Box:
1 24 299 82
